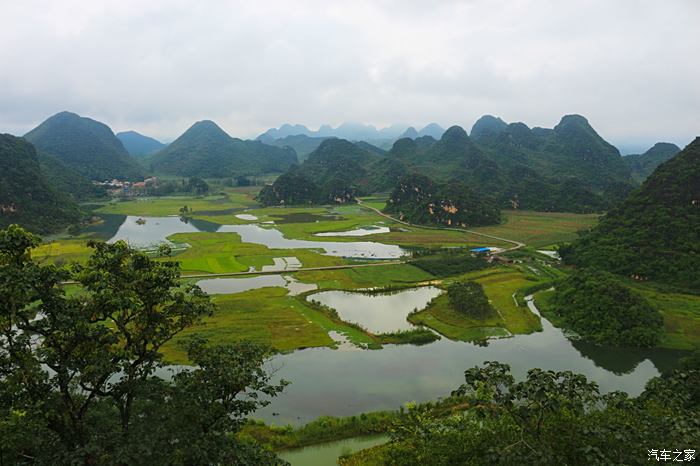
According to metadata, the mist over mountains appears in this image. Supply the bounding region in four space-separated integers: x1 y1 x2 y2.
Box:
257 122 445 143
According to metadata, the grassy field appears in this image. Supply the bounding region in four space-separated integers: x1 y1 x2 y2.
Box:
295 263 434 290
633 286 700 350
470 210 599 248
97 190 257 217
33 239 94 264
167 231 346 275
161 286 381 363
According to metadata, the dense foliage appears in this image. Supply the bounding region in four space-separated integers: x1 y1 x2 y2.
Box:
0 134 81 233
370 362 699 466
187 176 210 195
550 270 663 347
258 171 322 205
35 149 106 200
624 142 680 183
24 111 144 180
116 130 166 157
385 174 501 226
560 137 700 290
0 225 286 465
410 250 491 277
150 120 297 178
447 282 495 318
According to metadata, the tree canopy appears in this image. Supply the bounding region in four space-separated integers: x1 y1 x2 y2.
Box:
371 362 699 465
447 282 495 319
0 225 286 465
550 269 663 347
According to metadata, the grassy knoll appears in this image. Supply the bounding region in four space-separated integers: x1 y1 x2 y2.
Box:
474 269 542 334
409 293 509 341
409 268 543 341
167 231 346 275
470 210 599 248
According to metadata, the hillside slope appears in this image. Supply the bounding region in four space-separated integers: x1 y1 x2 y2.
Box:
560 137 700 289
624 142 681 182
116 130 166 157
0 134 80 233
150 120 297 177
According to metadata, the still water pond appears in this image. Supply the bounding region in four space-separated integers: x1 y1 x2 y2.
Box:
102 216 406 259
308 287 443 333
315 226 391 237
255 296 687 426
279 435 388 466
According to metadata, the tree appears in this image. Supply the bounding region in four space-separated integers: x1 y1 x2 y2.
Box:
447 282 494 318
187 176 210 195
379 362 700 465
237 176 252 187
0 225 287 465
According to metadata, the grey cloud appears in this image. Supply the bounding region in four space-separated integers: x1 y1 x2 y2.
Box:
0 0 697 149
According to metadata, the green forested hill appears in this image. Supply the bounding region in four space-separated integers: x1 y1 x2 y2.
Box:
472 114 633 190
259 115 640 213
24 111 144 181
36 151 105 200
624 142 681 182
560 137 700 289
150 120 297 177
259 139 379 205
385 173 501 226
116 130 166 157
0 134 80 233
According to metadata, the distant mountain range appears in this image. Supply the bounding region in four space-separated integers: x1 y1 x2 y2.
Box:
116 130 166 157
561 137 700 289
149 120 297 178
24 112 144 181
257 122 445 143
260 114 659 214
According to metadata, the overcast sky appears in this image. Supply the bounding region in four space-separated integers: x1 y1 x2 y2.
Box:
1 0 698 151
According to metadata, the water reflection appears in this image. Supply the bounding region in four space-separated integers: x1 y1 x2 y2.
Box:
308 287 443 333
255 296 688 425
217 224 406 259
106 216 220 248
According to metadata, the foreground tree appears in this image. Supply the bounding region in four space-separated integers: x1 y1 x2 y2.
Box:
376 362 699 466
0 225 287 465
